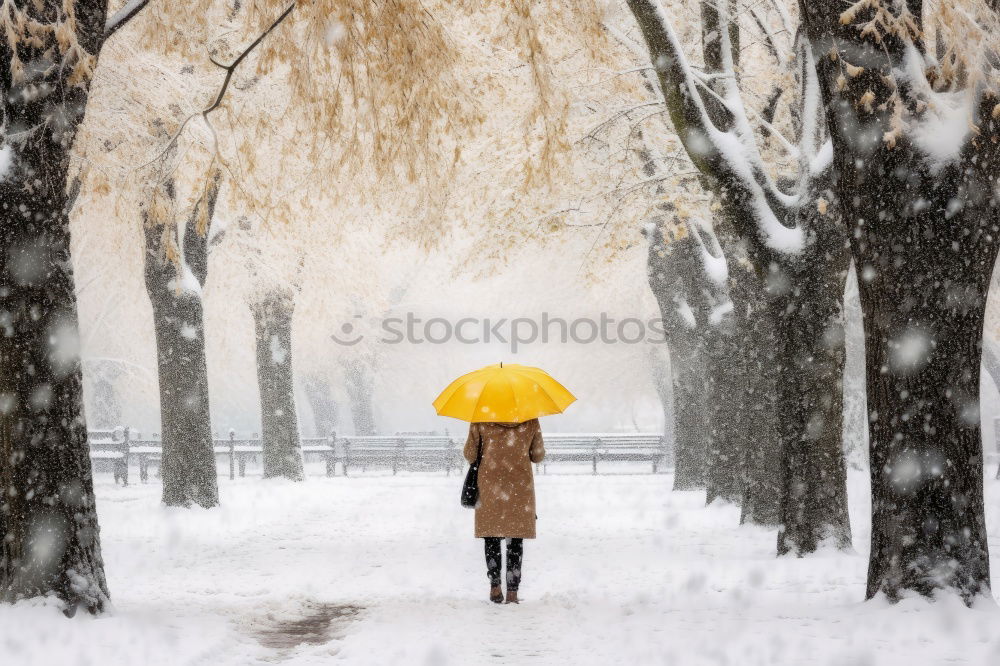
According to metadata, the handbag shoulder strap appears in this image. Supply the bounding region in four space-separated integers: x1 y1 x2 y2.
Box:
474 424 484 464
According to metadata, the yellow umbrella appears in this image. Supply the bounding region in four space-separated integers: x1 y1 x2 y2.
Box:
433 363 576 423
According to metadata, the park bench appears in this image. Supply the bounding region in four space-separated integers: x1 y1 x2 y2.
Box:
542 433 669 474
396 436 462 475
596 433 669 472
329 435 459 476
538 435 602 473
215 434 263 478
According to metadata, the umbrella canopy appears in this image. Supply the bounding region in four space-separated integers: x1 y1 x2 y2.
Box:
432 363 576 423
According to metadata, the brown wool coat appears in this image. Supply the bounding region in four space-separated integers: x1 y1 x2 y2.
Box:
464 419 546 539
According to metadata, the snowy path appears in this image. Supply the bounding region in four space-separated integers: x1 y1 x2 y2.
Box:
3 471 1000 665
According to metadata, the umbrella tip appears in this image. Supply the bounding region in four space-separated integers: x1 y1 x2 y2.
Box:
500 361 503 368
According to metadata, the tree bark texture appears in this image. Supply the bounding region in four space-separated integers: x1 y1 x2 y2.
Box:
645 224 710 490
738 279 782 525
770 248 852 554
802 0 994 602
703 227 752 506
251 289 305 481
143 176 221 508
0 1 110 614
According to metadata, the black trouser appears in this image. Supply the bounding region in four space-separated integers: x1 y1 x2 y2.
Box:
484 538 523 590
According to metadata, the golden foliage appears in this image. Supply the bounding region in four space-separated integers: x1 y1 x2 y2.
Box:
135 0 481 192
1 0 95 87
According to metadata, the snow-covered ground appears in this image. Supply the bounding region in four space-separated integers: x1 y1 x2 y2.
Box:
3 469 1000 665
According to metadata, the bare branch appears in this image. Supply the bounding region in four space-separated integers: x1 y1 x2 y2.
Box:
749 5 787 66
205 2 296 115
137 2 295 173
104 0 153 40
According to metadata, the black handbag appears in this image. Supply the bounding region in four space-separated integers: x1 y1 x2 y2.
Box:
461 429 482 508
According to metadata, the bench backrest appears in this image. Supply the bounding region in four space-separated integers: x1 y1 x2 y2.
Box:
544 436 601 448
340 436 455 449
596 435 664 447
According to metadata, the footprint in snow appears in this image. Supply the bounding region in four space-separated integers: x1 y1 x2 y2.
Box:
249 601 362 655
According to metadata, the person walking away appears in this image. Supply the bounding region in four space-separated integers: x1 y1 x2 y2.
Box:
464 418 545 604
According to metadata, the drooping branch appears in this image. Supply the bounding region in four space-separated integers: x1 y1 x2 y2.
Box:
625 0 725 172
794 30 827 166
750 5 787 66
906 0 925 54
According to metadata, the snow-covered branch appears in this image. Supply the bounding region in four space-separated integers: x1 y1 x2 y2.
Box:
625 0 804 256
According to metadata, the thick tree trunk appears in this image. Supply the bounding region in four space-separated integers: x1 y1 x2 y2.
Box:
802 0 995 602
703 312 744 503
645 225 710 490
740 294 782 525
0 1 111 614
147 290 219 506
251 290 304 481
860 261 991 601
669 339 708 490
697 3 747 505
142 176 221 508
703 233 754 506
771 270 851 554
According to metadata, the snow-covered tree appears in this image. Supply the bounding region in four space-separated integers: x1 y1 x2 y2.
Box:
624 0 853 554
618 0 784 515
642 217 713 491
233 212 309 481
801 0 998 604
0 0 153 616
142 164 224 507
